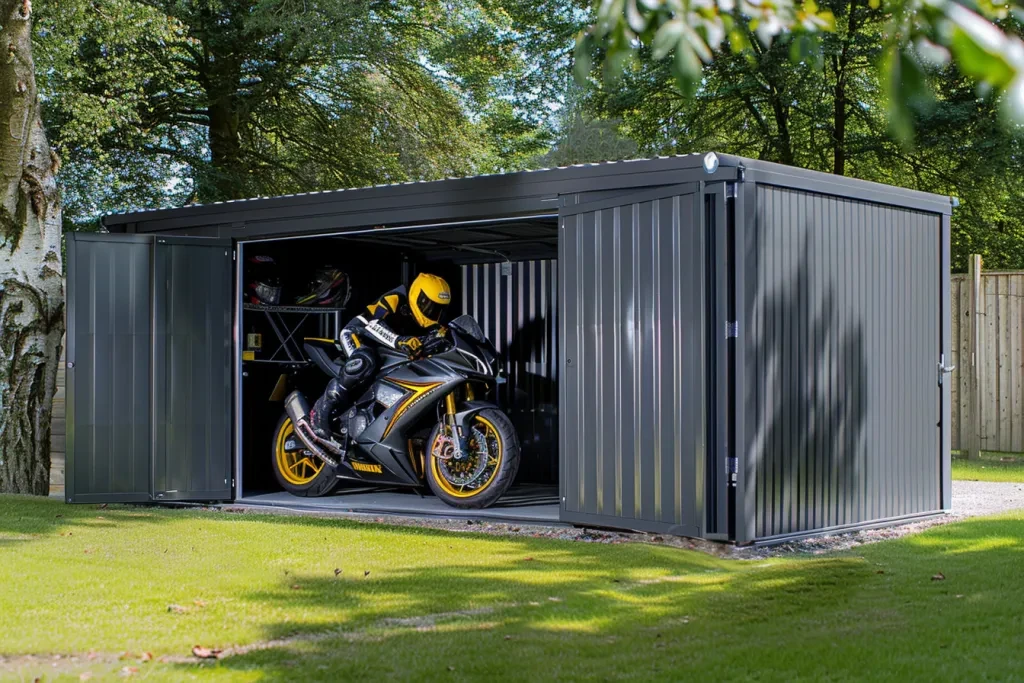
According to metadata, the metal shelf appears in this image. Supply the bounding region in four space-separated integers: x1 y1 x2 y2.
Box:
243 303 346 314
244 303 345 363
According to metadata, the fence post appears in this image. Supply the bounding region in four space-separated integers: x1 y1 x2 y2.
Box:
965 254 983 460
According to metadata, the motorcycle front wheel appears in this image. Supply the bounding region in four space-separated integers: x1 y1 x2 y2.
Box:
271 414 340 497
425 408 520 509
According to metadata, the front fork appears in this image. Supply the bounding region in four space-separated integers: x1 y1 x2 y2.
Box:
444 383 478 459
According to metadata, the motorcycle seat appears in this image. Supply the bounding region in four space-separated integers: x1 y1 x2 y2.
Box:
303 338 344 379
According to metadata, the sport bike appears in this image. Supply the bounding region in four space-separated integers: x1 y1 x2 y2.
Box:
274 315 520 508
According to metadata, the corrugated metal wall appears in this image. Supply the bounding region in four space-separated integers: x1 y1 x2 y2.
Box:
560 184 705 536
66 235 152 502
462 260 558 483
152 241 233 500
747 186 941 539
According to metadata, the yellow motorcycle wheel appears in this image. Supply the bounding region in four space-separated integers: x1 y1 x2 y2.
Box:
426 408 520 509
271 414 340 497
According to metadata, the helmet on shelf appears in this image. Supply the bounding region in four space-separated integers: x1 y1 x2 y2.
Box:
295 266 351 308
246 255 282 305
409 272 451 327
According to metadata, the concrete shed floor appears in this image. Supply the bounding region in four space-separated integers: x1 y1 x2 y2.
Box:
235 483 561 524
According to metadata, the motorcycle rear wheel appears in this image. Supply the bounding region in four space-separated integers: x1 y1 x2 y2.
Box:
271 414 340 497
426 408 520 509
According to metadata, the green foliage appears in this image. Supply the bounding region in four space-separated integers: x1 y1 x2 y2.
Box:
36 0 582 224
591 1 1024 269
578 0 1024 141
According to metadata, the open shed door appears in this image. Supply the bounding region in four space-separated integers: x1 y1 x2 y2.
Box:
65 233 233 503
559 183 706 537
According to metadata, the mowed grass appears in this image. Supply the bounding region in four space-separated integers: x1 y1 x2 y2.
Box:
952 452 1024 482
2 497 1023 681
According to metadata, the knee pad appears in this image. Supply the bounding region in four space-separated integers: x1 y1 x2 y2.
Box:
341 348 377 389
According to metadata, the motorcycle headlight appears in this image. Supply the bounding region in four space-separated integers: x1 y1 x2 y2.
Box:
374 383 405 408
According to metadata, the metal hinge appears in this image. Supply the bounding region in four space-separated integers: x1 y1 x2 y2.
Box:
938 353 955 385
727 456 738 475
725 183 737 199
726 321 739 338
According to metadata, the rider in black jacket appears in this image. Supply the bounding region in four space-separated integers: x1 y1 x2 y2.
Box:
309 272 451 439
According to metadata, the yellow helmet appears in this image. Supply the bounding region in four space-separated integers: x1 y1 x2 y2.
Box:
409 273 451 327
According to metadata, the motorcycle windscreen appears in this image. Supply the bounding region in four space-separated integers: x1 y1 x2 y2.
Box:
65 234 233 503
559 183 705 537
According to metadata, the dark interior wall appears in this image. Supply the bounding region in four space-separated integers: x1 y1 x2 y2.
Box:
460 260 558 483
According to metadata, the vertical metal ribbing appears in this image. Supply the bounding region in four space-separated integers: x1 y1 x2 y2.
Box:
751 186 944 540
461 257 560 484
558 183 703 537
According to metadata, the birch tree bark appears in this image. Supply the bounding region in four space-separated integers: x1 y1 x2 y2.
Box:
0 0 64 494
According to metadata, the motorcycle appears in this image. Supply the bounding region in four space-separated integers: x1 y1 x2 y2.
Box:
273 314 521 509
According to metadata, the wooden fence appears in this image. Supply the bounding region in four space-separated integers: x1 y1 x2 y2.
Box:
50 341 65 495
951 261 1024 454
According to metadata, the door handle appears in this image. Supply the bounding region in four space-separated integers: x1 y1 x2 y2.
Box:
938 355 955 385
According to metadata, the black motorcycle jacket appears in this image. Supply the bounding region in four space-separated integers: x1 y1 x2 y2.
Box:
339 285 436 358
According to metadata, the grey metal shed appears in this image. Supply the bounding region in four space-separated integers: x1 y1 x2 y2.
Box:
65 153 955 544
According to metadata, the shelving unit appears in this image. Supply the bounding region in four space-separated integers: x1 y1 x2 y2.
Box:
242 302 345 364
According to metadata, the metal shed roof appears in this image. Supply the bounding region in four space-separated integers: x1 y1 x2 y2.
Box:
102 153 954 240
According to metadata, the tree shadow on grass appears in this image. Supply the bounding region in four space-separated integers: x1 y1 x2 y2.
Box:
164 514 873 681
0 495 190 546
182 515 1024 681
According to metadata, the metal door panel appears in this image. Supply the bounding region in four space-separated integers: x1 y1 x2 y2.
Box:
559 183 705 536
65 234 153 502
65 233 233 504
152 237 233 501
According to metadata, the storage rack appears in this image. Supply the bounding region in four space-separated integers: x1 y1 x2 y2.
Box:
242 303 345 364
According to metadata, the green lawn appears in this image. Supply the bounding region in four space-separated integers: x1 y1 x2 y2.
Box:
2 497 1023 681
952 452 1024 482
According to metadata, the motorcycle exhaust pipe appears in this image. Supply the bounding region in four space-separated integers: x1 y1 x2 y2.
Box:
284 391 338 468
284 390 312 426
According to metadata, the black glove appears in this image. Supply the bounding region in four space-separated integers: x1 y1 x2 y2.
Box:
396 335 423 358
420 328 449 356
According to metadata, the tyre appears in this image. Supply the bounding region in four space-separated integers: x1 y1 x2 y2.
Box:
425 407 520 509
271 414 340 497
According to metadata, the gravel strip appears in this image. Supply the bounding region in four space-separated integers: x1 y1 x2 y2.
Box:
217 480 1024 560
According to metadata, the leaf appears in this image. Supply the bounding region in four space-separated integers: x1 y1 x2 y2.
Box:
882 46 930 143
932 572 946 581
950 28 1015 87
573 33 594 85
193 600 206 608
652 19 685 61
139 652 153 662
334 568 342 577
167 604 187 614
120 666 139 677
671 42 703 98
191 646 222 659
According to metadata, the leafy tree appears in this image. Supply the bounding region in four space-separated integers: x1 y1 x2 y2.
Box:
577 0 1024 139
0 0 65 494
37 0 589 226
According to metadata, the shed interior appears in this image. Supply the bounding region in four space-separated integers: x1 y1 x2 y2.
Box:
237 215 561 511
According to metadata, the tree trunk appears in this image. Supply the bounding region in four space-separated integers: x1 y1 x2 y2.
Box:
207 96 244 201
0 0 65 495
